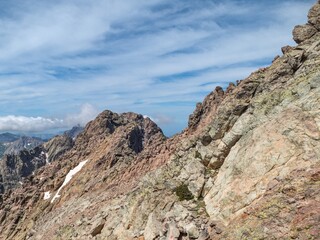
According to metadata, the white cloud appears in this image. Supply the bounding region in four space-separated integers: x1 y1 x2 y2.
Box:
0 115 64 132
0 0 315 135
153 115 174 125
65 103 100 127
0 104 98 132
143 114 173 125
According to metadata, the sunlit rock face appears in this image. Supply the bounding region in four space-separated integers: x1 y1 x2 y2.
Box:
0 2 319 240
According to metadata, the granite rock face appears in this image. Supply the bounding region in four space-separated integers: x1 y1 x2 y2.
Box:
308 1 320 30
43 134 74 163
0 133 75 202
293 24 317 43
0 2 319 240
0 130 77 203
0 146 46 200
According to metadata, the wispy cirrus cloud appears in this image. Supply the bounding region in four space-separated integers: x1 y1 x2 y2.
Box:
0 0 315 135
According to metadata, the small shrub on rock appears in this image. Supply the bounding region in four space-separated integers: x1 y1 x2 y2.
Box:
174 184 194 201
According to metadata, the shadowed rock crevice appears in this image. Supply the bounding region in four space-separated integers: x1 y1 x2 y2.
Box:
128 126 144 154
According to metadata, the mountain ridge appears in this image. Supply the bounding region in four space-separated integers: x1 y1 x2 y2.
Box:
0 2 319 239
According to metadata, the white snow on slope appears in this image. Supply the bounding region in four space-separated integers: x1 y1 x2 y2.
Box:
44 191 51 200
45 153 49 164
51 159 88 203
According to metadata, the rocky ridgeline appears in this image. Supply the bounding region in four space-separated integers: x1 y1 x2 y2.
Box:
0 2 320 240
0 126 83 204
0 133 76 203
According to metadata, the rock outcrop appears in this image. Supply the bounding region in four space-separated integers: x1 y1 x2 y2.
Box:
0 146 46 200
0 129 77 202
0 2 319 240
43 134 74 163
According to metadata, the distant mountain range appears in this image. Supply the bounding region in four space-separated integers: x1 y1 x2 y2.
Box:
0 125 84 202
0 133 44 158
0 126 84 159
63 125 84 139
0 132 20 143
3 136 44 155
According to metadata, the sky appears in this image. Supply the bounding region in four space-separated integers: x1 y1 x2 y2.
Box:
0 0 315 136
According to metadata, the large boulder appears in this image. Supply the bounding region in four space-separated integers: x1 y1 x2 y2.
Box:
292 24 317 43
308 1 320 30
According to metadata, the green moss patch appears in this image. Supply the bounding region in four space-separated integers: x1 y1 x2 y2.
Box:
174 184 194 201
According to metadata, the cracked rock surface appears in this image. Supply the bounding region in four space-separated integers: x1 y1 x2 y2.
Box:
0 2 319 240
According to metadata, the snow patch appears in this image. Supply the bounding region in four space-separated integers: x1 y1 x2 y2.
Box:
19 181 23 185
44 191 51 200
51 159 89 203
45 153 49 164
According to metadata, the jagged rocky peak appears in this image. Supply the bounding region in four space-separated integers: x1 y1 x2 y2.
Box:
63 124 84 139
293 0 320 43
82 110 162 137
43 134 74 163
75 110 165 155
188 86 225 131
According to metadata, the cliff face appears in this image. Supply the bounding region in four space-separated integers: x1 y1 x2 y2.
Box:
0 2 319 240
0 147 46 200
0 133 76 202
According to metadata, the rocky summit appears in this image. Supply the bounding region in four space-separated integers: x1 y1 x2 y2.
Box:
0 2 320 240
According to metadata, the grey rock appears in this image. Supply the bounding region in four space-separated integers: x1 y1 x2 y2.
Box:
292 24 317 44
308 2 320 30
44 135 74 163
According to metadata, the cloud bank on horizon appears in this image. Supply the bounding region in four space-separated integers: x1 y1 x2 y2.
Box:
0 0 315 135
0 104 98 132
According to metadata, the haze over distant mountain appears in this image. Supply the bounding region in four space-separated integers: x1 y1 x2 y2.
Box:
3 136 44 156
63 125 84 139
0 133 20 143
0 133 44 159
0 124 83 159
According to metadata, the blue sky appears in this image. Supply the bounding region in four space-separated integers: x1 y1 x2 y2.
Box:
0 0 315 136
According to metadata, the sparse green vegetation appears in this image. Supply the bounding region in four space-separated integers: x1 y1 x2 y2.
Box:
174 183 194 201
194 150 201 159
